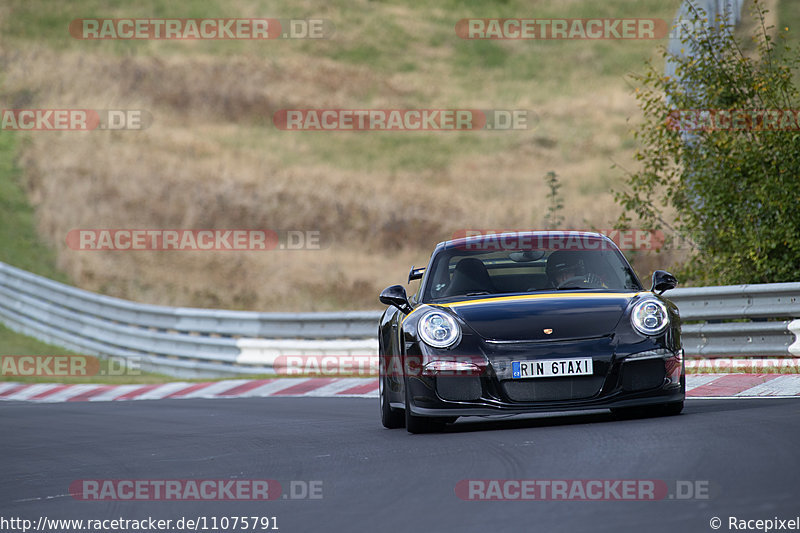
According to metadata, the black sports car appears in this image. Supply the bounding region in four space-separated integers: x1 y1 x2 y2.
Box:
378 231 684 433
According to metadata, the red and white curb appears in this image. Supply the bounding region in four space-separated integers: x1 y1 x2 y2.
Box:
0 378 379 403
685 358 800 372
0 374 799 403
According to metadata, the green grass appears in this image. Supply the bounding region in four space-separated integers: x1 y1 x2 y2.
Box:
0 0 680 91
0 132 89 374
4 0 796 92
0 323 79 357
0 132 68 281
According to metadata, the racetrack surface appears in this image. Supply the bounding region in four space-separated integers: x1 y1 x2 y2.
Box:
2 397 799 533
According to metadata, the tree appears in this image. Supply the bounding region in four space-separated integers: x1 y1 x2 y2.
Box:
543 171 565 230
616 0 800 284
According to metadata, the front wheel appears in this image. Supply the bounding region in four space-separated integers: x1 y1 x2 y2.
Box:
655 401 684 416
610 406 647 420
612 400 684 420
380 373 404 429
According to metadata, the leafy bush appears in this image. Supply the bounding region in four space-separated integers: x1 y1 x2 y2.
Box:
617 0 800 284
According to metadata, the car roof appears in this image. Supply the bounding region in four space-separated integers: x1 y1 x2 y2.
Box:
437 230 618 251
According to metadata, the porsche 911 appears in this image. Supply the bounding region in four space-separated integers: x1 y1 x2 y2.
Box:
378 231 683 433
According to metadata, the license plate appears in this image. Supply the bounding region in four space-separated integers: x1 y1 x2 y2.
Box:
511 358 593 379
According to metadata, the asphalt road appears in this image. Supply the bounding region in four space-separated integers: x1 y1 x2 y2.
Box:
2 397 799 533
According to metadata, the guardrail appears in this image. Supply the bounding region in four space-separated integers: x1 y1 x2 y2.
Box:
0 261 380 378
0 260 797 378
666 284 800 357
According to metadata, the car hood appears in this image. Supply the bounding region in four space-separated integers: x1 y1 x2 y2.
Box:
440 292 641 342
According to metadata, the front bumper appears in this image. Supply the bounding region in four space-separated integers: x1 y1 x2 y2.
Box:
404 351 685 418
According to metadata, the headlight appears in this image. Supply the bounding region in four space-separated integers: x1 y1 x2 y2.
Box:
418 310 461 348
630 298 670 336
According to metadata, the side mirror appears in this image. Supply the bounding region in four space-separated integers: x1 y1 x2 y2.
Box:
651 270 678 295
379 285 413 314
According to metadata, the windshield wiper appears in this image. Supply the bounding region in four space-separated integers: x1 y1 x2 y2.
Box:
464 291 492 296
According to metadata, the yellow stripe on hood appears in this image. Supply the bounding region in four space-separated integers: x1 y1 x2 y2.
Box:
401 291 646 324
440 292 643 309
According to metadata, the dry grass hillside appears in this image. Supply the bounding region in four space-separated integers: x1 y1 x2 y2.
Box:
1 0 778 310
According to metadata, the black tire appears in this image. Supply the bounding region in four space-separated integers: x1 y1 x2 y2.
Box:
656 401 684 416
610 406 648 420
612 400 684 420
404 383 446 434
380 373 404 429
653 369 685 417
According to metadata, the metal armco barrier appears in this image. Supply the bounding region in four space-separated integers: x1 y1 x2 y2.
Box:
0 261 380 378
665 283 800 357
0 260 798 378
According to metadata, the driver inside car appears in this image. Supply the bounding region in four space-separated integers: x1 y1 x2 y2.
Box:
546 251 605 288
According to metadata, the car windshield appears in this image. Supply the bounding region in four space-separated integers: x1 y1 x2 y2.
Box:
421 244 642 302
